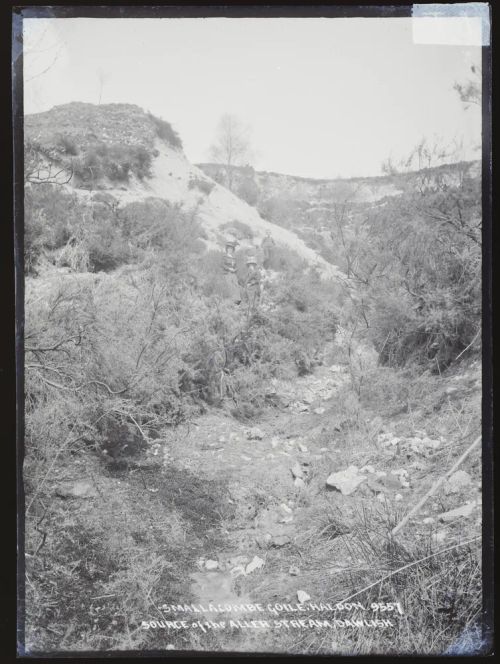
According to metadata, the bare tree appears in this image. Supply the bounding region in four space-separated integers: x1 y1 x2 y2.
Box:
24 140 74 186
379 137 480 245
208 114 253 191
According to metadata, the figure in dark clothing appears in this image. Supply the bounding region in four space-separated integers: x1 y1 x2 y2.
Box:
244 255 263 309
261 231 276 270
222 238 241 304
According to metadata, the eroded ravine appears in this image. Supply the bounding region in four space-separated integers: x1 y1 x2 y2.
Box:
160 362 352 651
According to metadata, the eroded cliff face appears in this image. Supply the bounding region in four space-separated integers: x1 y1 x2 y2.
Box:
197 160 480 207
197 159 481 269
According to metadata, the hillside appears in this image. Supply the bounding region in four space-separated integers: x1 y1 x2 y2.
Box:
197 160 481 267
197 160 481 205
23 103 483 656
25 103 346 282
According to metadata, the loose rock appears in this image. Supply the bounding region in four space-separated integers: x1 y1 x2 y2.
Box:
279 515 294 524
292 402 310 413
245 427 265 440
444 470 472 495
245 556 265 574
271 535 290 547
410 436 441 456
378 433 401 448
205 560 219 571
55 481 98 499
291 462 304 479
230 565 246 578
297 590 311 603
434 530 448 543
438 502 476 522
391 468 409 477
326 466 366 495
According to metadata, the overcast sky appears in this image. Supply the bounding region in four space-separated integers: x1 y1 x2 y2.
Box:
23 17 482 179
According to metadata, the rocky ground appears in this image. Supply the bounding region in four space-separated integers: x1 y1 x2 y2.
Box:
135 353 482 653
32 345 482 655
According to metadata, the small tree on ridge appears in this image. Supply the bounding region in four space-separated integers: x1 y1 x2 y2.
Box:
209 114 253 192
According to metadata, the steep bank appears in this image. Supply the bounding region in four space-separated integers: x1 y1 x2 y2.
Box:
25 103 347 282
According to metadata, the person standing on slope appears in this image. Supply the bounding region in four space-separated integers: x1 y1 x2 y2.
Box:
222 237 242 305
244 254 263 310
261 231 276 270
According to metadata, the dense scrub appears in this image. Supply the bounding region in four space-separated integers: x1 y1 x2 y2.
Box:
336 164 481 370
251 162 482 373
25 196 341 422
23 175 346 650
24 180 342 502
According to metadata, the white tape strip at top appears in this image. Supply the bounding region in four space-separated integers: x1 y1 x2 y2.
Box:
412 3 491 46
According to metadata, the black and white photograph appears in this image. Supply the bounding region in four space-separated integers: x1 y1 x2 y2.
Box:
16 4 492 656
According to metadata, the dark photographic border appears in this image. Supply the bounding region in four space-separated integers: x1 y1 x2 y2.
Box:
10 2 493 660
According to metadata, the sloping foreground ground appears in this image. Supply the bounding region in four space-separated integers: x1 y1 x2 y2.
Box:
24 343 482 655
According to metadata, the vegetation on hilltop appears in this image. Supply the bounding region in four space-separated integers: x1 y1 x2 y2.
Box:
25 103 182 189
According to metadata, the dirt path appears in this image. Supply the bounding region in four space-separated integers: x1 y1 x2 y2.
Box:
155 363 354 650
153 355 482 654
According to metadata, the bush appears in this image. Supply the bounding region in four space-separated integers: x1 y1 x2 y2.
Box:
147 112 183 149
334 172 482 372
188 176 215 196
266 243 308 272
237 177 260 206
86 223 131 272
258 196 304 229
24 185 86 270
56 134 79 155
24 184 136 274
72 142 153 186
118 198 204 282
174 262 341 412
